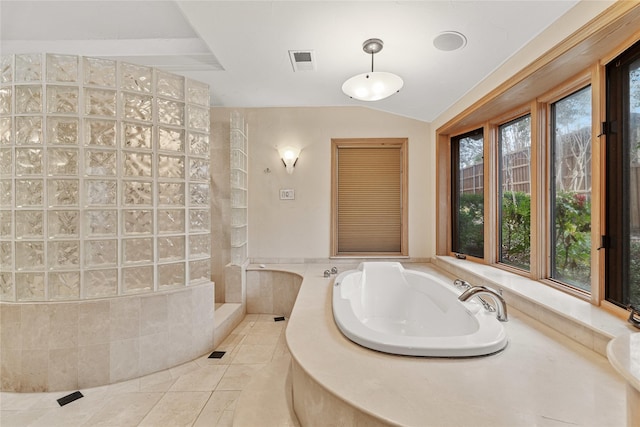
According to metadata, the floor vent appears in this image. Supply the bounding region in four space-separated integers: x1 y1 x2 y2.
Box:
208 351 226 359
289 50 316 72
57 391 83 407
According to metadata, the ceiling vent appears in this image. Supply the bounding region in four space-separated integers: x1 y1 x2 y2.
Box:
289 50 316 72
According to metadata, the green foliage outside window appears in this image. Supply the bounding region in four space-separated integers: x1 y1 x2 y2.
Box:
457 193 484 258
501 191 531 270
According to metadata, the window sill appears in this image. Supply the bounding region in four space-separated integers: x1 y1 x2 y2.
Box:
433 255 634 357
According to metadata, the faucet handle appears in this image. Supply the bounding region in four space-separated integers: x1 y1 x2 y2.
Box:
330 267 338 274
453 278 470 289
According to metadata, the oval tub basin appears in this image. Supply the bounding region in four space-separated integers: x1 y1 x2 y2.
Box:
332 262 508 357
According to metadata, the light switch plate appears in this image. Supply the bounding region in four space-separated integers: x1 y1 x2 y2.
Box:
280 189 295 200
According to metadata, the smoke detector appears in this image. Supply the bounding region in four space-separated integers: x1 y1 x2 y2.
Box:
289 50 316 72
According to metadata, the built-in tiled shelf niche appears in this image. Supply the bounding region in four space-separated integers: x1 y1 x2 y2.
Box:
0 53 212 302
230 111 248 266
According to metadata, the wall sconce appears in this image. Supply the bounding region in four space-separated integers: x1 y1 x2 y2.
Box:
278 146 300 174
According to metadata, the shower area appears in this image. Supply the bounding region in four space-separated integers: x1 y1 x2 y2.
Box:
0 53 215 392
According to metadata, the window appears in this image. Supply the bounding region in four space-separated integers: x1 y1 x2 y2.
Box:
331 138 408 257
499 115 531 270
606 40 640 308
550 87 592 291
452 129 484 258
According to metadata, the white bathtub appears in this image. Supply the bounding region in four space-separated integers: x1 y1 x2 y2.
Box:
332 262 508 357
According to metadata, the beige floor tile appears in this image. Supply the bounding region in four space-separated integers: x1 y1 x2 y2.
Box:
216 364 266 391
192 390 241 427
0 409 49 427
231 344 277 364
168 360 201 379
139 370 177 392
81 392 163 427
137 391 210 427
168 365 228 392
215 410 234 427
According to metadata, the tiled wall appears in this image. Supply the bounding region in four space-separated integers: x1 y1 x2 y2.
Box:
246 270 302 317
0 283 214 392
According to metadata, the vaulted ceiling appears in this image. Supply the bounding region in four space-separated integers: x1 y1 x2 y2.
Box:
1 1 580 122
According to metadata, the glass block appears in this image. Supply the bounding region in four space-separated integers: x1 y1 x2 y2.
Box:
83 57 116 87
122 92 152 122
0 148 11 176
0 241 12 269
189 259 210 283
15 116 43 145
121 62 152 93
1 54 12 83
48 179 79 206
85 149 116 176
231 188 247 207
85 210 117 236
123 265 153 294
230 111 244 130
0 211 11 237
123 209 153 235
15 211 43 239
48 272 80 300
230 130 245 151
187 105 210 132
0 87 11 115
158 182 184 206
84 239 117 267
48 210 80 238
231 170 246 189
157 99 184 126
47 240 80 269
47 117 78 145
15 85 42 114
158 209 184 234
84 269 118 298
122 122 151 150
189 132 209 157
15 179 43 207
158 154 184 179
159 127 185 152
85 180 117 206
189 158 209 181
16 273 45 301
190 183 209 206
122 152 152 177
0 117 11 145
46 54 78 83
158 262 185 289
0 180 11 206
15 148 43 175
84 119 116 146
231 149 246 170
189 209 209 232
189 234 210 258
157 71 184 100
231 207 247 227
46 85 78 114
47 148 78 175
15 241 44 270
231 226 246 246
123 238 153 264
158 236 184 262
15 54 42 82
84 88 116 116
123 181 153 206
0 272 14 301
186 79 209 106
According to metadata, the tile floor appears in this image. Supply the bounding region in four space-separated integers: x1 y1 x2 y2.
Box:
0 314 291 427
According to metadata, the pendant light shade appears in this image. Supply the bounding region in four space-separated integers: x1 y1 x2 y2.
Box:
342 38 403 102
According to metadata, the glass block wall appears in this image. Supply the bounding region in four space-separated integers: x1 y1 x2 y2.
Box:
0 53 211 301
230 111 248 266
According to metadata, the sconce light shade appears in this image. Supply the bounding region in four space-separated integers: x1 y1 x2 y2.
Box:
278 146 300 174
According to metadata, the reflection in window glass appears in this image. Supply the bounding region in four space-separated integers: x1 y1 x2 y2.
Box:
551 86 592 291
499 115 531 270
452 130 484 258
628 58 640 306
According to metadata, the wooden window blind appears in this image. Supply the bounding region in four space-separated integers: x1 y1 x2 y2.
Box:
331 139 408 256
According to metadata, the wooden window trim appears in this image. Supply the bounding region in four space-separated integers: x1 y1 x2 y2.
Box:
331 138 408 258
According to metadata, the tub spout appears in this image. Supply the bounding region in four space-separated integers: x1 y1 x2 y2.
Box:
458 286 508 322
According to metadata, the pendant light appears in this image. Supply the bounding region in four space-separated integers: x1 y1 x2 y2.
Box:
341 38 403 102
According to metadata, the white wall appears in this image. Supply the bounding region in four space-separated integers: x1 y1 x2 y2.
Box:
223 106 432 261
